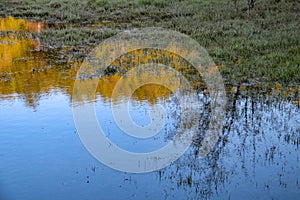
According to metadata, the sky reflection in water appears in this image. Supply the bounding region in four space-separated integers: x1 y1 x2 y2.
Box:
0 16 299 200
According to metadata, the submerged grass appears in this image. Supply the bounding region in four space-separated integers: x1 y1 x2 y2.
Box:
0 0 299 91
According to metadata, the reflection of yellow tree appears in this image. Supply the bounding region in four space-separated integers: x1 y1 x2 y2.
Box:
0 16 45 33
0 18 204 107
132 84 172 104
0 36 39 68
0 58 80 108
96 72 177 104
93 48 203 104
0 17 79 108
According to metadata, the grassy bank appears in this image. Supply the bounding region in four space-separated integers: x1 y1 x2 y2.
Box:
0 0 299 92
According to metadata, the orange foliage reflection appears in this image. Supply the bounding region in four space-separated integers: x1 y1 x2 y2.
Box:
0 17 78 108
0 16 46 33
1 18 202 107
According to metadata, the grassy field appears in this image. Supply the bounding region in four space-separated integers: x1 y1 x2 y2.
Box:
0 0 299 93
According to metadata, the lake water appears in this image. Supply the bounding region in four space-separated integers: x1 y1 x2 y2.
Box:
0 17 299 200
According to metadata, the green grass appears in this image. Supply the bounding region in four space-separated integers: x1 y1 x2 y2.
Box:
0 0 299 90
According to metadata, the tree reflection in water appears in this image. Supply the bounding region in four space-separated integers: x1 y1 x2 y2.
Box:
156 88 299 199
